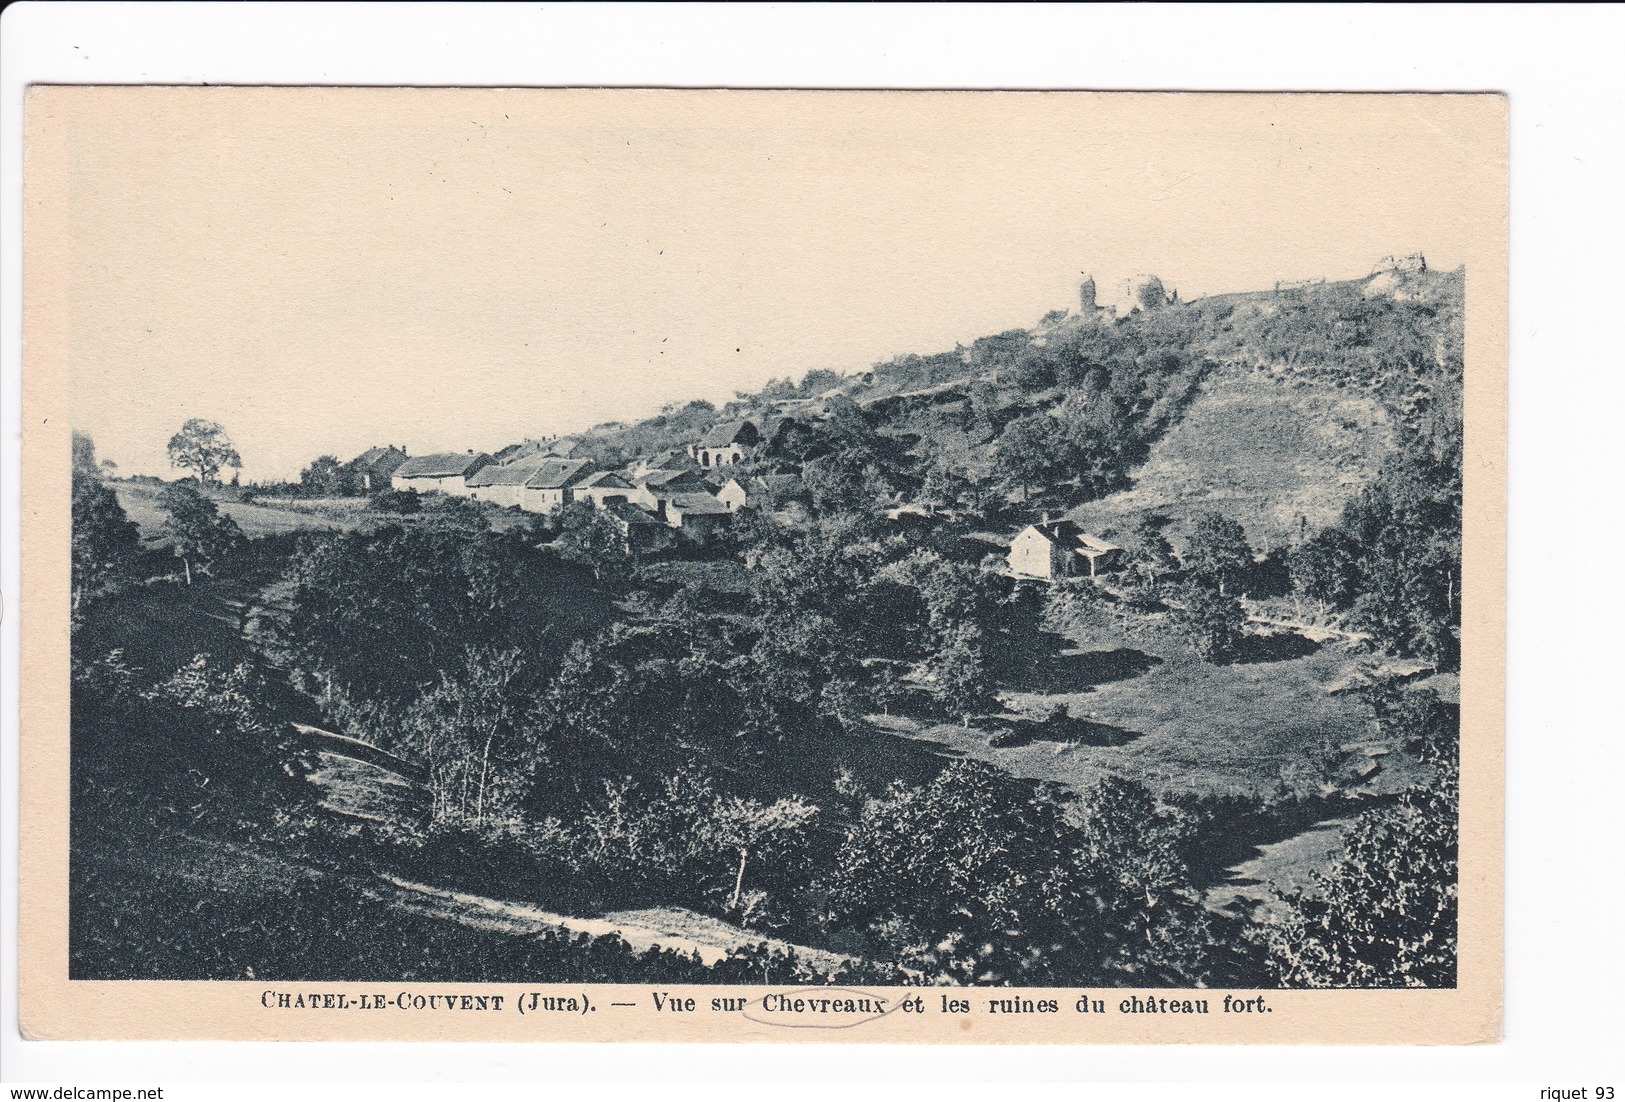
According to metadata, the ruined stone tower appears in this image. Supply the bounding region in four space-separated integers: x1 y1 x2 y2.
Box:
1079 274 1099 313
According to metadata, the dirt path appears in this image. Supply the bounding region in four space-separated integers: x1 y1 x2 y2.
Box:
376 875 851 971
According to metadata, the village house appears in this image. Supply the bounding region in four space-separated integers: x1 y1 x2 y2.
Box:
1008 517 1124 580
603 501 676 553
466 454 554 509
573 470 637 510
346 445 408 492
520 458 597 515
392 452 491 496
689 420 760 468
659 490 733 541
628 466 711 512
717 477 750 512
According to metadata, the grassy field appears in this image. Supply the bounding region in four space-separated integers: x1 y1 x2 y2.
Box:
114 481 536 542
1072 368 1394 550
879 640 1393 800
114 481 367 542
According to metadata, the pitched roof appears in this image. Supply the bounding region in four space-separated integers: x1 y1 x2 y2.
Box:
626 450 695 479
543 437 586 458
468 455 553 487
666 492 730 516
577 470 633 489
1023 519 1120 554
354 445 405 467
396 453 487 479
524 458 596 489
637 467 708 489
698 420 758 448
492 440 546 465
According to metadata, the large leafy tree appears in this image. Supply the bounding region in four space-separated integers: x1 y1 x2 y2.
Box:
994 413 1059 502
166 418 241 485
157 481 243 585
1182 511 1254 596
277 520 603 714
71 469 141 611
827 761 1211 986
554 501 634 585
299 455 356 497
1169 582 1247 663
71 430 100 474
1119 514 1179 585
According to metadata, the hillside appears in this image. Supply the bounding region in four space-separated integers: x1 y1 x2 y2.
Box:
571 262 1462 546
1071 368 1396 550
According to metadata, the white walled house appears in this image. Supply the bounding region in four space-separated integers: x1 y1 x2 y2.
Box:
467 455 552 509
520 458 596 515
392 452 491 496
1009 519 1124 580
574 470 637 509
628 467 711 512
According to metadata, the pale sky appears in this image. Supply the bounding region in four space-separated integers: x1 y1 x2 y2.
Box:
46 89 1499 480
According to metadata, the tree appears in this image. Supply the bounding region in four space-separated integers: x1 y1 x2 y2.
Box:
994 413 1059 501
71 470 141 611
826 761 1211 986
72 430 99 474
1182 511 1254 596
1170 583 1246 663
800 450 889 516
166 419 241 484
1011 346 1056 391
920 422 994 513
797 367 843 396
157 481 243 585
1120 514 1178 585
712 795 819 919
554 502 633 585
1052 391 1136 499
397 646 534 823
1134 275 1169 312
929 622 991 724
1289 526 1361 609
299 455 352 497
277 523 580 708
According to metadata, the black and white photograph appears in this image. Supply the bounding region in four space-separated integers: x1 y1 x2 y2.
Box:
19 84 1507 1049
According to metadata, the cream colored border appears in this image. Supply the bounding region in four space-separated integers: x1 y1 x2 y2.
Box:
20 88 1506 1044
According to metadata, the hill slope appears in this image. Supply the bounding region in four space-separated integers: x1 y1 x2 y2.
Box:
1072 367 1396 549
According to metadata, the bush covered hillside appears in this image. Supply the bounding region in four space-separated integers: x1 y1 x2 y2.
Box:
70 260 1465 988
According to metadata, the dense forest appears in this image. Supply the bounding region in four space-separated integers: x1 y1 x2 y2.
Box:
70 264 1464 987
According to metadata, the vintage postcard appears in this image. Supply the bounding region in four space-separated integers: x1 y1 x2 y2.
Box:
20 88 1505 1043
